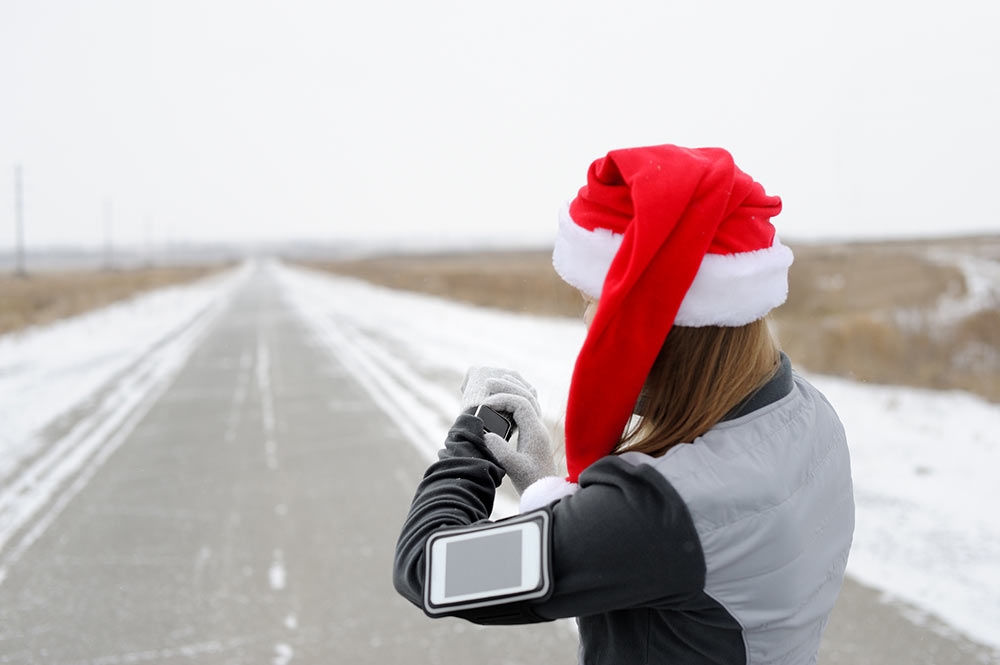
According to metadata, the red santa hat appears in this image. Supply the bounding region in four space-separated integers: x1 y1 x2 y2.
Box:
520 144 791 512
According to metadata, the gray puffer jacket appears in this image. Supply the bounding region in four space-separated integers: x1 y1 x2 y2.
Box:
393 355 855 664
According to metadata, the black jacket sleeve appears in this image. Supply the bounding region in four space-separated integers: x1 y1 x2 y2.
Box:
392 413 707 624
392 413 506 609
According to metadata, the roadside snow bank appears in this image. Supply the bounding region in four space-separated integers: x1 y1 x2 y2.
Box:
0 263 249 480
278 262 1000 650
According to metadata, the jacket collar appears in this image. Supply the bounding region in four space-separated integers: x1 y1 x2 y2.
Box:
721 352 793 422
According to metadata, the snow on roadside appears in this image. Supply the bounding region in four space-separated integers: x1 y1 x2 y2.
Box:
275 261 584 435
805 374 1000 649
0 263 250 480
276 261 584 520
277 261 1000 651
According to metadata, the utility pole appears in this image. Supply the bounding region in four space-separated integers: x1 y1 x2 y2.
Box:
103 199 114 271
14 164 26 277
144 213 153 268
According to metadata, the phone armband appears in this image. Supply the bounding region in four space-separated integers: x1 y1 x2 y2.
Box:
423 508 553 622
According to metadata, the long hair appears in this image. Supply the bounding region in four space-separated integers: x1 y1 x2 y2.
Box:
615 318 780 458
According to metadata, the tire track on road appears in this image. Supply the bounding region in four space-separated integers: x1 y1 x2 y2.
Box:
275 263 521 517
0 272 245 586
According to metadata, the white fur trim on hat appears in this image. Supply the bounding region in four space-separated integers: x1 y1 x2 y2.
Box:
675 240 794 326
519 476 579 513
552 203 622 300
552 202 794 326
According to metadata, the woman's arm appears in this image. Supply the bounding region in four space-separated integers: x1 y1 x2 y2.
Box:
392 413 707 624
392 412 505 608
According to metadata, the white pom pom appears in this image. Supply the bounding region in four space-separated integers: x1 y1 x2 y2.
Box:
519 476 579 513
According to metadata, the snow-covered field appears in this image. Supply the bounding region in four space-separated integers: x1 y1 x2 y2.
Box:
0 263 249 582
276 261 1000 651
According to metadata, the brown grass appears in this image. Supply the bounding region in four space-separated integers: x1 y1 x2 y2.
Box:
297 236 1000 402
0 265 230 335
302 251 585 317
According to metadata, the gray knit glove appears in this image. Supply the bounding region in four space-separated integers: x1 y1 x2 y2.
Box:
459 366 540 413
481 391 556 495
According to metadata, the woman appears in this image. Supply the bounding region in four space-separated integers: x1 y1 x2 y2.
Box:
393 144 855 664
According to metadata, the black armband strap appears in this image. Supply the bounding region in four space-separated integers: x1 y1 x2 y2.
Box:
422 508 554 622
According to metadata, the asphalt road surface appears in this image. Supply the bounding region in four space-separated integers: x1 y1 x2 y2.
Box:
1 264 996 664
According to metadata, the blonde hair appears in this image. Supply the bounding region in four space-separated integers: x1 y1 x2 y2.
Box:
615 318 780 458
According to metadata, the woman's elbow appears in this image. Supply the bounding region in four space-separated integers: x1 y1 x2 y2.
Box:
392 543 426 609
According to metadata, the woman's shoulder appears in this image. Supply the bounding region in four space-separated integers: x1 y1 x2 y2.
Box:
617 374 851 532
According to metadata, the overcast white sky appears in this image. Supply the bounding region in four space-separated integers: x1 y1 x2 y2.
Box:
1 0 998 251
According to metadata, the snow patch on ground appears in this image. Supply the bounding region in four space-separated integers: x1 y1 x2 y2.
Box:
276 261 1000 650
272 642 293 665
269 549 286 591
926 250 1000 324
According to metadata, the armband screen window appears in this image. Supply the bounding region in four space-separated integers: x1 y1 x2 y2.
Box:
445 528 522 597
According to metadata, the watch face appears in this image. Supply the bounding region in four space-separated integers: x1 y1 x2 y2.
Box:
477 405 514 440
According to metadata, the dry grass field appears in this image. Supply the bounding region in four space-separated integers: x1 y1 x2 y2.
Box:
0 265 231 335
299 235 1000 403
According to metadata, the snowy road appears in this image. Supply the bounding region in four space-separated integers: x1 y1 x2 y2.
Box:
0 261 997 664
0 263 576 664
